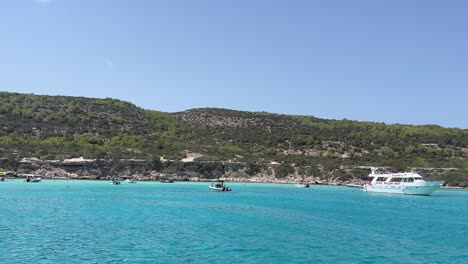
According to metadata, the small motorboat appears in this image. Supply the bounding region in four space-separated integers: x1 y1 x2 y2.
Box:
345 183 364 188
24 176 42 182
30 177 42 182
160 179 174 183
125 179 137 183
111 177 121 185
296 182 310 188
209 180 232 191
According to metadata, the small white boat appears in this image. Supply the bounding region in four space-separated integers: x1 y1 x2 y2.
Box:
24 176 42 182
345 183 364 189
296 182 310 188
110 177 121 185
160 179 174 183
363 167 444 196
125 179 137 183
209 180 232 192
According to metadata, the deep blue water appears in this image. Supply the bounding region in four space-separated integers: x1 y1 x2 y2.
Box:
0 180 467 263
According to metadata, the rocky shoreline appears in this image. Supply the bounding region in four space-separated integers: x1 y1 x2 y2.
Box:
12 171 331 185
3 157 466 188
4 176 467 190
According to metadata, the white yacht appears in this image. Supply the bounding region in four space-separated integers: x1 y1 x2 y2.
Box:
363 167 444 196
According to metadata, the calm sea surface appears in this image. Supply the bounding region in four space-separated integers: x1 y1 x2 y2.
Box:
0 180 467 263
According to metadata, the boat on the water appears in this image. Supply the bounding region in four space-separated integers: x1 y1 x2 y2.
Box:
24 175 42 182
111 177 121 185
160 179 174 183
209 180 232 192
345 183 364 189
296 183 310 188
125 179 137 183
363 167 444 195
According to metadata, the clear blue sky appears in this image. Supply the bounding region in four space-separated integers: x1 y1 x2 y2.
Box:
1 0 467 128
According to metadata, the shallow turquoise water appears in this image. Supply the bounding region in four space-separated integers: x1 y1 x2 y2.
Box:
0 180 467 263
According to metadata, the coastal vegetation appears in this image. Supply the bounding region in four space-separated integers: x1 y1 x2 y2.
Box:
0 92 467 185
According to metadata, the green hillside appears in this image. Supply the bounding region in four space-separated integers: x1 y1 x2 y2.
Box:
0 92 182 160
1 91 467 173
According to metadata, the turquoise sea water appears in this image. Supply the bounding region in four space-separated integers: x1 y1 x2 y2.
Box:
0 180 467 263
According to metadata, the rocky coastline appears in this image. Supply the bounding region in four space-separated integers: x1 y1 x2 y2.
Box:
2 157 465 188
